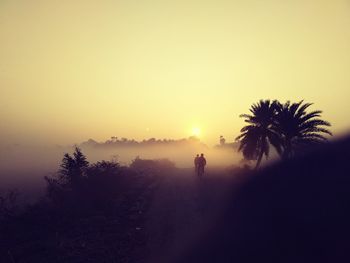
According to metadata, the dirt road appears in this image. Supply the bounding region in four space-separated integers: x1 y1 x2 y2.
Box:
144 168 236 262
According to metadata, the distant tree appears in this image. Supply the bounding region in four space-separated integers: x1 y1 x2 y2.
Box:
236 100 282 169
189 136 200 142
130 157 175 173
274 100 332 159
111 136 119 142
220 136 226 145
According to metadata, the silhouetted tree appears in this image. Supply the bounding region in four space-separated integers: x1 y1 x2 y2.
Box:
236 100 282 169
58 147 89 188
274 100 332 159
237 100 332 167
220 135 226 145
87 160 121 178
148 138 156 143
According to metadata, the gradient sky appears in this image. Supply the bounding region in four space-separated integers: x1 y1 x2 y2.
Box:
1 0 350 146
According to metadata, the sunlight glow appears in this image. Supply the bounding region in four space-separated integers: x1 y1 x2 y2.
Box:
191 127 201 137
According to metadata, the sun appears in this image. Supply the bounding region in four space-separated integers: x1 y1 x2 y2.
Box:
191 127 201 137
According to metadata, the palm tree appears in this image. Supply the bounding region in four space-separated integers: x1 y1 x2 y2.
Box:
274 100 332 159
236 100 282 169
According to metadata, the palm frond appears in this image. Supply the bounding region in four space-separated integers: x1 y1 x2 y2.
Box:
289 100 304 116
236 100 280 165
239 114 253 119
302 133 329 141
240 125 255 132
299 110 322 123
295 101 313 117
300 119 331 131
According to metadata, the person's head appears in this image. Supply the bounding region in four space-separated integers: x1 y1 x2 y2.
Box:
196 154 199 157
200 153 204 157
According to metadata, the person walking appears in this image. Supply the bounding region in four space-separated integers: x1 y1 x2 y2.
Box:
194 154 200 174
197 153 207 178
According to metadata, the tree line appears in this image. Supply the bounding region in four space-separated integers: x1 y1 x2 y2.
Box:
81 136 204 148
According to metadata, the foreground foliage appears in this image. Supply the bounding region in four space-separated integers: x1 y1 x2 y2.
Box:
0 148 175 263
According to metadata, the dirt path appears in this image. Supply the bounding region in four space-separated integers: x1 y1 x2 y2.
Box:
144 168 235 262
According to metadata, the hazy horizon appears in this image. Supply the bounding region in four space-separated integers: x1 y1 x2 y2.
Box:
0 139 243 201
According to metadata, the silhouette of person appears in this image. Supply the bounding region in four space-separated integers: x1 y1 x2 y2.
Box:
198 153 207 177
194 154 200 173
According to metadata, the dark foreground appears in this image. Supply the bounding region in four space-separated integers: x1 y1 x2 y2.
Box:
0 160 239 263
2 136 350 263
144 168 239 262
178 136 350 263
0 170 155 263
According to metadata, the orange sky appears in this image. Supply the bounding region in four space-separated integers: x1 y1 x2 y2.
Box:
1 0 350 146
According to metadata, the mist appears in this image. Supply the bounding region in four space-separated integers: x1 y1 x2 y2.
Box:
0 139 242 202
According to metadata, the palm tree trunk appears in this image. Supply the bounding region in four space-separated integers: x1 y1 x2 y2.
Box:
282 139 292 160
255 150 264 170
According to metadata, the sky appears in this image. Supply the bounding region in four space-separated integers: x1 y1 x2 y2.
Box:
1 0 350 146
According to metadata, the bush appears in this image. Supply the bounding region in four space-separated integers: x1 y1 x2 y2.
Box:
130 156 176 174
0 189 19 220
44 150 156 217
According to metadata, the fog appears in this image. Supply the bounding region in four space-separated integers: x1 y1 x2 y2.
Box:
0 142 242 202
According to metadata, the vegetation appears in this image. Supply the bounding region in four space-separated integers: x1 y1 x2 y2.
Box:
236 99 332 168
0 189 19 220
0 148 176 262
81 135 206 148
236 100 282 169
130 156 175 174
274 100 332 159
45 147 89 193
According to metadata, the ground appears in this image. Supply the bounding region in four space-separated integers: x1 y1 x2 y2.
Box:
0 167 239 263
142 168 237 262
